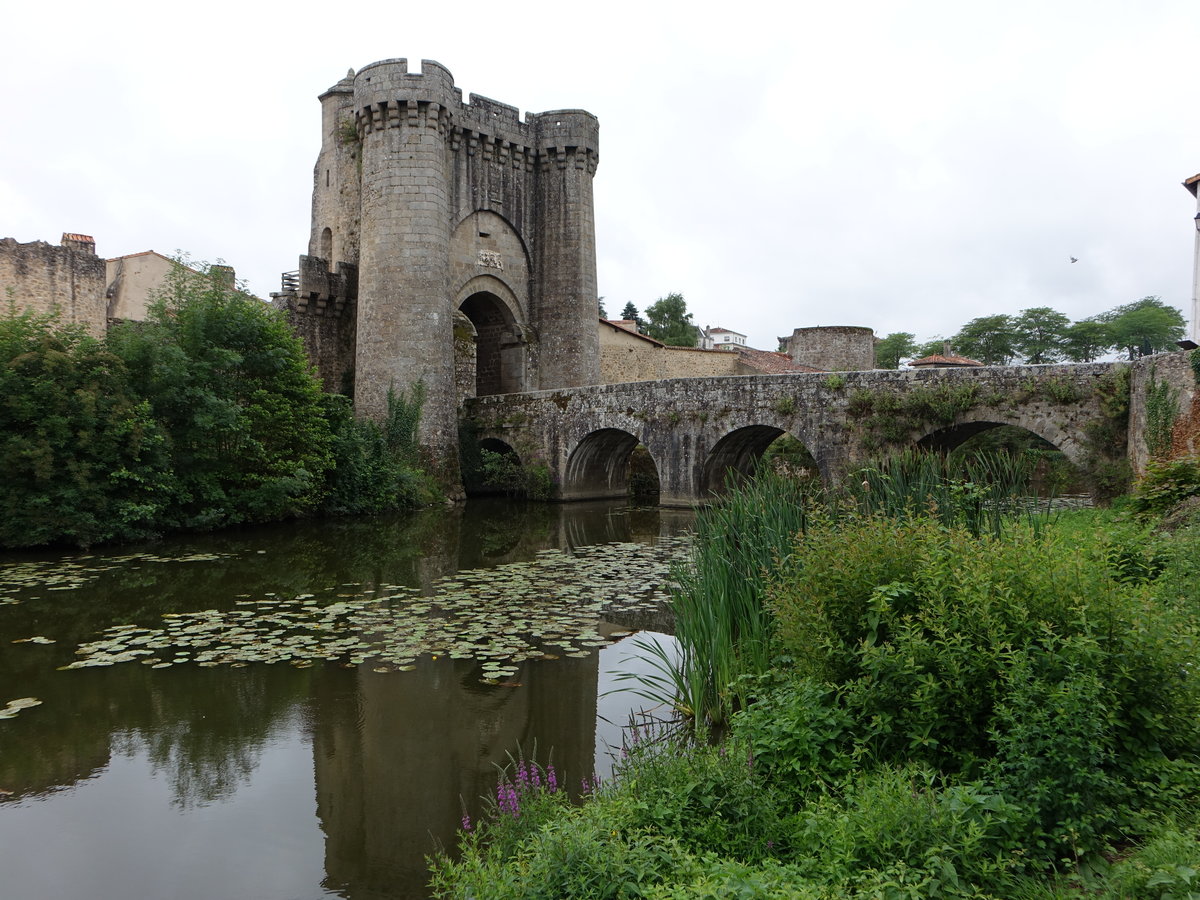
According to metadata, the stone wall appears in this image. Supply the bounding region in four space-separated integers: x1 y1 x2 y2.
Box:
0 235 106 337
1128 350 1199 473
599 342 741 383
273 292 356 395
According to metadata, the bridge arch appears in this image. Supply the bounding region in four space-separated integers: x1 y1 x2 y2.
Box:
699 426 822 497
915 415 1088 469
562 428 660 501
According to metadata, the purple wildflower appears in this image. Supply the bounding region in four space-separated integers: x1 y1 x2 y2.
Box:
547 765 558 793
462 812 472 832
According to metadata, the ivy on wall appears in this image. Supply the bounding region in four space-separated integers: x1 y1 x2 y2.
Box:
1143 367 1180 461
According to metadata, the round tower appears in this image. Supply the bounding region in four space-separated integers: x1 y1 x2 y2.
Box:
310 69 361 269
530 110 601 387
352 59 459 472
784 326 877 371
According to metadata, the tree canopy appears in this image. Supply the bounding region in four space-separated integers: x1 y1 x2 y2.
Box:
874 332 917 369
1099 296 1186 359
619 302 645 333
908 296 1187 367
951 315 1018 365
1012 306 1070 364
643 293 700 347
108 261 334 528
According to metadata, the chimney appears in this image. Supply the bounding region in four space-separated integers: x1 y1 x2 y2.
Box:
61 233 96 255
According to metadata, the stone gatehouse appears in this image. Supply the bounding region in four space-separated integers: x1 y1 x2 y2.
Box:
274 59 602 473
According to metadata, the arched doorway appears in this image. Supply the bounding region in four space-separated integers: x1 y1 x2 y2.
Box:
458 292 527 396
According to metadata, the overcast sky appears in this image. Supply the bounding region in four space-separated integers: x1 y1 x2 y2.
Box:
3 0 1197 350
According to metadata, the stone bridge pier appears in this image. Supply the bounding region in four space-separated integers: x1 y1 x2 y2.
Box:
465 363 1127 506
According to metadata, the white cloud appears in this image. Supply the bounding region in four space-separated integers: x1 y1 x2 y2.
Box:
2 0 1196 347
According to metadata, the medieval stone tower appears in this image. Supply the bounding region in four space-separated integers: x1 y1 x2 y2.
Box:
277 58 601 481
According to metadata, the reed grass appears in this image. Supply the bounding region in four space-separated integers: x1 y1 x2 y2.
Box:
618 450 1051 734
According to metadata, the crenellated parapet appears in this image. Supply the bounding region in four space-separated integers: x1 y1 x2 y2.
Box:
294 255 357 316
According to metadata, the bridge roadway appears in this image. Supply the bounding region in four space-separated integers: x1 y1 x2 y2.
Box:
464 362 1121 506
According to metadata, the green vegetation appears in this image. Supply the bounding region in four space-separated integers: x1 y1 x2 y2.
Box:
1143 368 1181 461
874 332 917 369
432 458 1200 899
643 293 700 347
917 297 1186 366
0 309 173 547
1 260 435 548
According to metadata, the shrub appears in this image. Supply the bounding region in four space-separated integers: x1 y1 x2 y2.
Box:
1129 456 1200 519
0 310 174 547
108 260 334 528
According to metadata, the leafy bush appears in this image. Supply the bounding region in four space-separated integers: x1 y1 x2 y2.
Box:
321 386 438 514
1129 456 1200 519
108 261 335 528
0 310 174 547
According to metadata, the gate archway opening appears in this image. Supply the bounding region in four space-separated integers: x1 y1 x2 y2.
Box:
563 429 658 501
458 292 527 397
700 426 819 497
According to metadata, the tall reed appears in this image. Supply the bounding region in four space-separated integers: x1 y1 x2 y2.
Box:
616 472 814 732
845 448 1045 537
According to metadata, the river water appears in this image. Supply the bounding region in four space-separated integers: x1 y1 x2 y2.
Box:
0 499 692 899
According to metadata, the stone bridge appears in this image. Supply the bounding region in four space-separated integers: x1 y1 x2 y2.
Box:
464 362 1127 506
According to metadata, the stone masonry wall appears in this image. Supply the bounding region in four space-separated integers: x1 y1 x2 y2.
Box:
273 293 357 394
599 343 741 383
0 237 107 337
1129 350 1199 473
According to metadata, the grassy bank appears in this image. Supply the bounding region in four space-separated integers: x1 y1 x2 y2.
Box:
431 459 1200 899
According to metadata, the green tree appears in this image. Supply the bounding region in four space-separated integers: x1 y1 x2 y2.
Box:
108 259 334 528
874 332 917 369
952 314 1017 365
1013 306 1070 364
643 292 700 347
1062 319 1112 363
597 297 607 319
0 310 173 547
1099 296 1186 359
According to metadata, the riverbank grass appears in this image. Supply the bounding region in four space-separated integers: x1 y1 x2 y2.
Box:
431 474 1200 898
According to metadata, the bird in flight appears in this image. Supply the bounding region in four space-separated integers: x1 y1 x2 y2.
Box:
1070 257 1078 263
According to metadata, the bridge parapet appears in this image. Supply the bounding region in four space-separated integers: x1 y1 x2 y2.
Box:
464 362 1131 505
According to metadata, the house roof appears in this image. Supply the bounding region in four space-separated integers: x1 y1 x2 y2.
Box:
734 346 823 374
908 352 984 368
107 249 180 264
707 326 746 337
1185 173 1200 197
600 318 664 347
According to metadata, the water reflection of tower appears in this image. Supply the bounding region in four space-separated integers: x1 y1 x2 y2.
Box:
309 654 597 900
